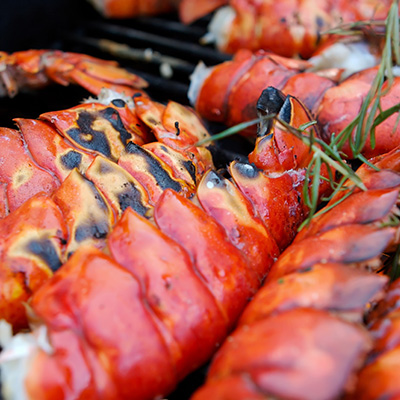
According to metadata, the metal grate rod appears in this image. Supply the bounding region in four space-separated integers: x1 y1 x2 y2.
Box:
85 21 232 65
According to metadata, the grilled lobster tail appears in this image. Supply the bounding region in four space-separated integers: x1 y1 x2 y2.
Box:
0 91 214 331
180 0 391 58
0 50 148 98
191 50 400 158
0 87 330 399
87 0 177 18
191 146 400 400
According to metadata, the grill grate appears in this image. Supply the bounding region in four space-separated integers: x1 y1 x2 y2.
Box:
62 13 232 104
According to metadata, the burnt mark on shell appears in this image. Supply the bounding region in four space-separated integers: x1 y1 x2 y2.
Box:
175 121 180 136
96 159 114 175
235 163 259 179
101 107 131 148
316 16 325 28
60 151 83 170
125 142 183 193
111 99 126 108
207 170 224 188
118 182 150 216
279 97 292 124
66 111 112 159
75 221 109 242
27 239 62 272
257 87 287 137
182 160 197 184
83 175 109 212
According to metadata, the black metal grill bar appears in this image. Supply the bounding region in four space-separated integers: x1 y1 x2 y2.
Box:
85 21 232 65
129 16 207 39
67 34 196 75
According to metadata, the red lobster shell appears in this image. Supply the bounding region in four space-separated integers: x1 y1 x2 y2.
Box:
0 87 331 399
192 50 400 158
192 145 400 400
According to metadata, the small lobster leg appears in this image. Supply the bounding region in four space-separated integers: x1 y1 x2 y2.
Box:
0 194 67 330
0 50 147 98
0 128 60 214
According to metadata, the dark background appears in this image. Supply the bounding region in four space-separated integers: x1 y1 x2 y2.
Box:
0 0 97 51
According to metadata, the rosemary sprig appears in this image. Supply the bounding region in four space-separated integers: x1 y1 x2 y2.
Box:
332 0 400 160
195 114 276 147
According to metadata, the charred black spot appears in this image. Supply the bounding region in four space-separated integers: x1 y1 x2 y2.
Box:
83 175 109 211
257 87 287 137
118 183 150 216
101 107 131 147
27 239 62 272
279 97 292 124
125 142 183 193
60 151 82 170
235 163 259 179
316 30 322 45
298 267 313 273
75 221 109 242
280 17 286 24
175 121 180 136
67 111 112 159
207 170 224 187
132 92 142 99
257 87 286 114
160 145 168 153
182 160 197 184
316 16 325 28
111 99 126 108
147 117 158 126
96 159 114 175
125 141 142 155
